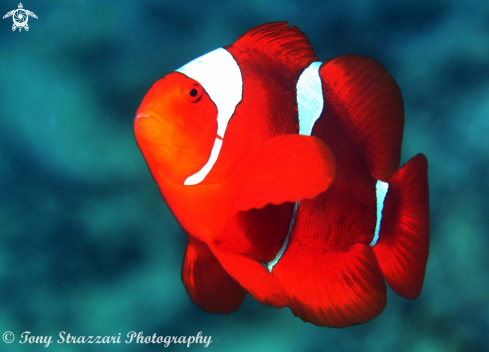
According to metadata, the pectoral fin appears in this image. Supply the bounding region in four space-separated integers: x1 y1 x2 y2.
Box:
232 134 336 211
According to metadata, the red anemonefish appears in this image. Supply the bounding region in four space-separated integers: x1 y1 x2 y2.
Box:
134 22 429 328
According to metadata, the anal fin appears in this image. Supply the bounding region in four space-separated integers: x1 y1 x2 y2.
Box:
273 242 386 327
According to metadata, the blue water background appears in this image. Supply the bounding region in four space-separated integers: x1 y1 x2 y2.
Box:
1 0 488 351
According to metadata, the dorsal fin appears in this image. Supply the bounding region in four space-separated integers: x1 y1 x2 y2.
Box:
225 22 318 69
319 54 404 181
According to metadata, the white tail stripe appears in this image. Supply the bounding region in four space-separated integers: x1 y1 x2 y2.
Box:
371 180 389 246
177 48 243 185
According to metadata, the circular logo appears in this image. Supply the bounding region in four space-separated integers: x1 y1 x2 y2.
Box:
13 9 28 28
3 331 15 343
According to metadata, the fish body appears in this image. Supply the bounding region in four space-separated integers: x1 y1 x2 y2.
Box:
135 22 429 327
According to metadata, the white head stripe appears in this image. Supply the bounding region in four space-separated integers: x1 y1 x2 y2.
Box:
177 48 243 185
297 61 324 136
370 180 389 246
184 139 223 185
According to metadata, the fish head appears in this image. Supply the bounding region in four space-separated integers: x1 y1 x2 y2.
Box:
135 72 218 184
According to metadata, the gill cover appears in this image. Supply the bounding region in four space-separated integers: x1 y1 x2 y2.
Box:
134 73 218 184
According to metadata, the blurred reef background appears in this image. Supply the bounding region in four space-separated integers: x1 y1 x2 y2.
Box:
1 0 488 351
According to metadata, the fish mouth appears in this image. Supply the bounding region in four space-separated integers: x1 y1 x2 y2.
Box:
135 111 155 120
135 112 149 120
135 111 168 129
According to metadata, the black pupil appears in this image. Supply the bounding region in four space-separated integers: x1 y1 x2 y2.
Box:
189 88 198 97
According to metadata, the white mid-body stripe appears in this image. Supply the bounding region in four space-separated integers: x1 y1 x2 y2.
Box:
370 180 389 246
296 61 324 135
267 61 324 273
267 201 300 272
176 48 243 185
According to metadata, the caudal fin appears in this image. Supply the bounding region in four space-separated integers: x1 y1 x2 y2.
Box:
373 154 429 299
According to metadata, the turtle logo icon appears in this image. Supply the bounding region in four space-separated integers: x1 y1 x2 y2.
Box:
3 3 37 32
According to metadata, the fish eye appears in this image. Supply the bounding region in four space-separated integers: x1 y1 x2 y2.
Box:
181 81 203 103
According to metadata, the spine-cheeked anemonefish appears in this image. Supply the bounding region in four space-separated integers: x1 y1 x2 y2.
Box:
134 22 429 328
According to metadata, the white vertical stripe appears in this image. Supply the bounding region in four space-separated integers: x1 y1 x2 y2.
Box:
177 48 243 185
370 180 389 246
184 139 223 185
267 61 324 272
297 61 324 136
267 201 300 273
